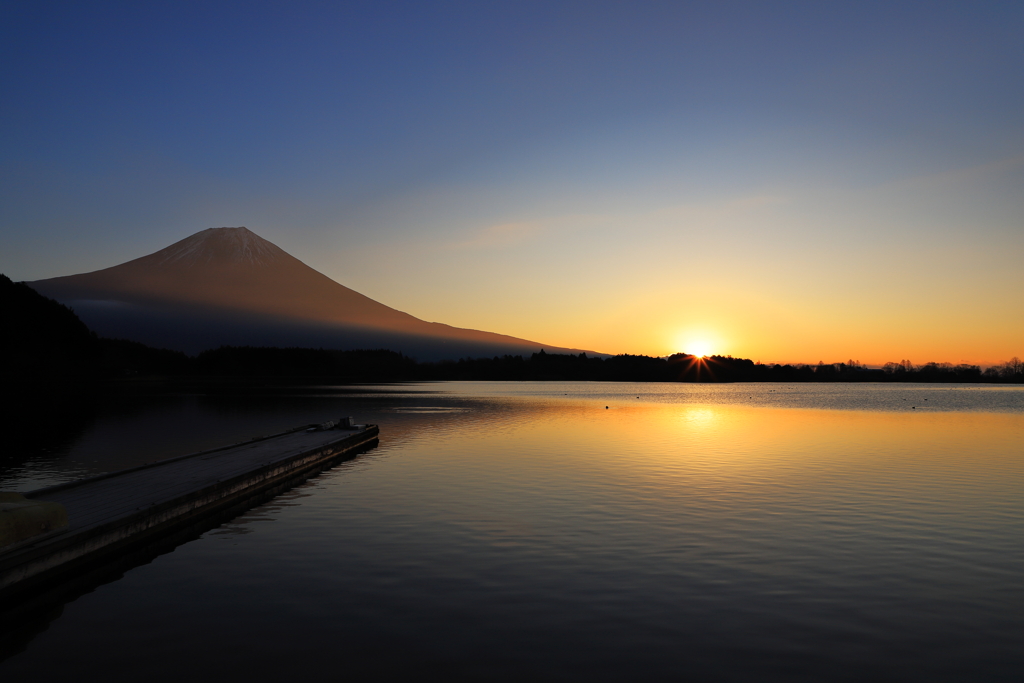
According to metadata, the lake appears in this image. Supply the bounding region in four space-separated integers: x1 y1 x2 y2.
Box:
2 382 1023 681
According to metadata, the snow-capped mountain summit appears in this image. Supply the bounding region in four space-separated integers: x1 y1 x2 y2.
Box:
152 227 287 268
28 227 589 359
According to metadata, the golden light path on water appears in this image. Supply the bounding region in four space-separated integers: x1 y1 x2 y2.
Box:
396 398 1023 505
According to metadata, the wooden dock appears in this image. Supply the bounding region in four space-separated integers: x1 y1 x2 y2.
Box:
0 421 378 603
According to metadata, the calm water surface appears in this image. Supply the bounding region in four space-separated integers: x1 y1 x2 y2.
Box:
2 382 1022 681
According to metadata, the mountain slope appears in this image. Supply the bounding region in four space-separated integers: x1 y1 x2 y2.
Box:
28 227 590 359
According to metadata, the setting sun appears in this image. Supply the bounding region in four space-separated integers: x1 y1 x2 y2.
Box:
686 341 713 358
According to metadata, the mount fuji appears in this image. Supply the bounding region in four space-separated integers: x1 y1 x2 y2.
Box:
28 227 593 360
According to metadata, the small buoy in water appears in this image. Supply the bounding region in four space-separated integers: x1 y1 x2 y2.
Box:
606 406 609 409
912 406 916 409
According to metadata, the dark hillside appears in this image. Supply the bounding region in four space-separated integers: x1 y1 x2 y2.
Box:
1 273 100 388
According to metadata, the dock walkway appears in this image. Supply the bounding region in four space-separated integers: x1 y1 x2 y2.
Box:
0 422 378 602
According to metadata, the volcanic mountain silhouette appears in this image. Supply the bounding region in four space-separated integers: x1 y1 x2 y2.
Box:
29 227 593 360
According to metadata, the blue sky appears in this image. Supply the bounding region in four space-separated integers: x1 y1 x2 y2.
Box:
3 1 1022 362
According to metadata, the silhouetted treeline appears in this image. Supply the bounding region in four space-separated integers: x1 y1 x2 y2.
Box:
94 346 1024 384
880 358 1024 383
4 273 1022 384
182 348 1022 384
423 351 760 382
98 337 191 377
194 346 418 382
418 352 1023 383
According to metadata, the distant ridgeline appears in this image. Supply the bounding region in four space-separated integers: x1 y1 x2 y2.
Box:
3 274 1022 384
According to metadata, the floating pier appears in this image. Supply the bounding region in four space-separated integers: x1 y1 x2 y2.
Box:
0 420 378 602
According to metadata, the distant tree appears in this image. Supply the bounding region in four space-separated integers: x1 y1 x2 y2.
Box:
999 356 1023 381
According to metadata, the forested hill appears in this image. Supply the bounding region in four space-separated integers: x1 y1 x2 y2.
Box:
2 273 100 387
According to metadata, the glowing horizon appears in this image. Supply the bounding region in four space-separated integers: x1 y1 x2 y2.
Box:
2 5 1021 367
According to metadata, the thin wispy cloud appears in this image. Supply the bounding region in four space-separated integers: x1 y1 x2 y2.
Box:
451 221 543 250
